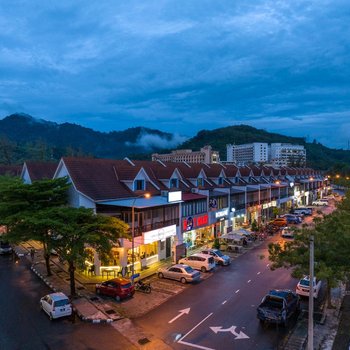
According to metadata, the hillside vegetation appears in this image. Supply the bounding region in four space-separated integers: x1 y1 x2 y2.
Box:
0 114 349 172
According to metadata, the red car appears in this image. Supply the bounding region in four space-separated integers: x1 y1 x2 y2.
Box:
95 278 135 301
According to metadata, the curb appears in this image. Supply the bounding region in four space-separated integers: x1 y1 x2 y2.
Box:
19 250 113 325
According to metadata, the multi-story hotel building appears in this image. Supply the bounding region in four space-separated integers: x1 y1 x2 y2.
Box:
226 143 269 165
226 143 306 167
152 145 220 164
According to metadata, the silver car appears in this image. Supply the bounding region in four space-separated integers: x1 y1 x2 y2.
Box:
158 264 201 284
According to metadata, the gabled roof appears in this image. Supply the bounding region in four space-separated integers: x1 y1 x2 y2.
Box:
238 166 252 177
60 157 162 201
23 161 58 181
0 165 22 177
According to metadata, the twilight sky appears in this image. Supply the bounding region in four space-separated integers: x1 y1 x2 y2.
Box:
1 0 349 149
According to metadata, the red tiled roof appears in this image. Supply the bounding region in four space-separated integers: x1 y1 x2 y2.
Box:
25 161 58 181
0 165 22 177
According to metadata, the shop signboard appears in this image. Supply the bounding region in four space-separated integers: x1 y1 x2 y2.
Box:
143 225 176 244
215 208 228 219
168 191 182 203
182 214 208 232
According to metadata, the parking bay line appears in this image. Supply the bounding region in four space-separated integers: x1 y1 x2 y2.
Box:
178 313 214 350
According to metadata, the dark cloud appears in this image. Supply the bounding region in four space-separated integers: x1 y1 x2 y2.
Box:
0 0 349 148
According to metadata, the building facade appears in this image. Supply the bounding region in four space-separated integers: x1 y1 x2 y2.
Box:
226 143 269 165
152 145 220 164
226 142 306 167
269 143 306 167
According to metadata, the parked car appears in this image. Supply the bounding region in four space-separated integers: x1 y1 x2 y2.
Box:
270 218 288 227
281 227 295 239
312 199 328 206
292 207 313 216
200 248 231 266
0 241 12 255
280 214 301 224
179 253 216 272
95 278 135 301
40 292 72 320
257 289 300 326
158 264 201 284
296 276 322 299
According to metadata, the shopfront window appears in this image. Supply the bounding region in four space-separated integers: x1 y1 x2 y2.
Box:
100 248 120 267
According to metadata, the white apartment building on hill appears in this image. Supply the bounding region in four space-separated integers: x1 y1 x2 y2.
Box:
226 142 306 167
270 143 306 167
226 143 268 165
152 145 220 164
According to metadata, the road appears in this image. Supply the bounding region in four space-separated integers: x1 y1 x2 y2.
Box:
135 235 299 350
0 253 136 350
135 205 335 350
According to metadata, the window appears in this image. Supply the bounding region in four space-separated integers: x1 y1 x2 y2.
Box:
170 178 178 188
134 179 145 191
197 177 204 187
218 177 223 185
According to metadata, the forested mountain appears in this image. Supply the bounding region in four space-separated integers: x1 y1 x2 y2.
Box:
0 114 176 164
0 113 349 172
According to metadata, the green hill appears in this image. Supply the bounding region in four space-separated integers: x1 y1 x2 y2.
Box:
176 125 350 171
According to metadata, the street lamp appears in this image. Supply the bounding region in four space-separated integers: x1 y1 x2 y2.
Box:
308 235 315 350
131 193 150 278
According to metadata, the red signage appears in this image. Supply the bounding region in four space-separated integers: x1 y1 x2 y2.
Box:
183 214 208 231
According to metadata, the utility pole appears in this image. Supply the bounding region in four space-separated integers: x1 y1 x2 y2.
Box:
308 235 314 350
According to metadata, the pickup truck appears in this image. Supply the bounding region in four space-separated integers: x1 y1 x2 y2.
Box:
257 289 300 326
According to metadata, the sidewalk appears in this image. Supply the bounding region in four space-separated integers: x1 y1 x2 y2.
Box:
14 242 173 350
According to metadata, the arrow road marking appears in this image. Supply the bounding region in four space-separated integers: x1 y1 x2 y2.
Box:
168 307 191 324
210 326 249 340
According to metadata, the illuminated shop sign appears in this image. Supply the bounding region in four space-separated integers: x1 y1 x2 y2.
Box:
144 225 176 244
168 191 182 203
182 214 208 231
215 208 228 219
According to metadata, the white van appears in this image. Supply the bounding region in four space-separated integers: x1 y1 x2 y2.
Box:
179 253 216 272
40 292 72 320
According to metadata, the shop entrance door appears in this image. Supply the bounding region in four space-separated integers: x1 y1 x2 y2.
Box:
166 237 171 258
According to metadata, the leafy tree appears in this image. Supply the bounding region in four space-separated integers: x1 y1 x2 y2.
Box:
48 207 129 296
268 195 350 307
0 176 70 275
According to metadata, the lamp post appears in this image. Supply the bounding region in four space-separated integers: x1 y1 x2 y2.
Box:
308 235 314 350
131 193 150 278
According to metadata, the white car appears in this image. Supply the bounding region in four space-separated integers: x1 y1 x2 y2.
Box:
281 227 295 239
179 253 216 272
312 200 328 206
296 276 322 299
40 292 72 320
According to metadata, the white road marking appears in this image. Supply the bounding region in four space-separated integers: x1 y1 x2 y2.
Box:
178 313 214 350
222 300 227 305
235 289 240 293
168 307 191 324
266 264 270 267
257 271 261 275
247 279 251 283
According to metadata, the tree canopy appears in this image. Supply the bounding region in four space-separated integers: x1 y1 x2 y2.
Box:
268 194 350 306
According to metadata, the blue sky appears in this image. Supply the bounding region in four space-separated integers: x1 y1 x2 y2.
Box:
1 1 349 149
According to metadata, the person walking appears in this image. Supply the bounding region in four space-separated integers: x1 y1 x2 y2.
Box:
30 248 35 262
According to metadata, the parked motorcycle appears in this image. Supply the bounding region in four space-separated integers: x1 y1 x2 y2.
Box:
134 280 152 294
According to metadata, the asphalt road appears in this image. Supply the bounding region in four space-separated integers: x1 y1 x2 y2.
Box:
0 253 136 350
135 202 338 350
135 235 299 350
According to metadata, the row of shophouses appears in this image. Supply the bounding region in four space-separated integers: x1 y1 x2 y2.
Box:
21 157 330 277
